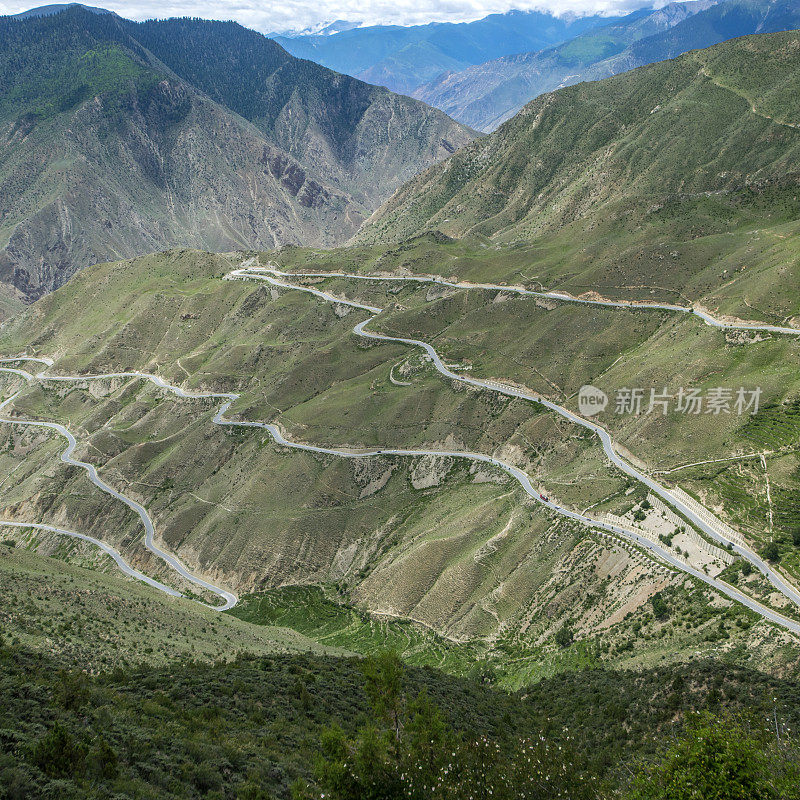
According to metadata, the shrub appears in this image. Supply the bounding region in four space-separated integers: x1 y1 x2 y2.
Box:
31 723 86 779
762 542 780 563
555 625 574 648
626 712 800 800
651 593 669 621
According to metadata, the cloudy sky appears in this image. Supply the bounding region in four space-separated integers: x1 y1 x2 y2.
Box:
1 0 661 33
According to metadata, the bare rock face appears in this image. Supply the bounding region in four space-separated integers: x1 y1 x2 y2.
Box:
0 83 352 301
0 10 476 302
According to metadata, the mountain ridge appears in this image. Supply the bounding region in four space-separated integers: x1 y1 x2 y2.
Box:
0 7 475 303
360 29 800 253
274 9 624 94
412 0 798 131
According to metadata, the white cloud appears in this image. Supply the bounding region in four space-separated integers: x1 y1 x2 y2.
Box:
0 0 663 34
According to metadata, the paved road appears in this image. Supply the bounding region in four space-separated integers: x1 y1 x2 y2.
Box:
1 268 799 630
0 375 237 610
0 519 181 597
243 266 800 336
229 267 800 632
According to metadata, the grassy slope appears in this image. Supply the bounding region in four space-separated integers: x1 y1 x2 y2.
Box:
0 544 343 669
364 281 800 555
358 32 800 324
269 243 800 563
1 249 798 681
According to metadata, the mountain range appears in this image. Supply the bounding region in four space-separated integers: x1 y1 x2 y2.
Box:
362 27 800 258
4 27 800 667
3 8 800 795
273 9 622 94
0 6 474 305
411 0 800 130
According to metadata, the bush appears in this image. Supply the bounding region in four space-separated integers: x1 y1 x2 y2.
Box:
651 593 669 621
554 625 574 648
627 713 800 800
31 723 86 779
762 542 780 563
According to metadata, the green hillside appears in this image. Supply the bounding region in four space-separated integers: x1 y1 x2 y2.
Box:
2 248 799 686
360 31 800 312
2 13 800 800
0 544 343 668
2 633 799 798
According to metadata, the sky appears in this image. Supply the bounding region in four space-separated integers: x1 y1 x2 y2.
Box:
0 0 661 34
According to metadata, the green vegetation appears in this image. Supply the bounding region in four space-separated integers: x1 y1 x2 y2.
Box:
0 545 342 669
629 713 800 800
1 635 799 798
359 31 800 323
0 42 158 121
311 651 597 799
229 586 481 676
1 248 798 680
0 15 799 800
742 399 800 449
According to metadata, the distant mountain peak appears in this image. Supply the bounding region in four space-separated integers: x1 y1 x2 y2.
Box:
271 19 361 38
10 3 114 19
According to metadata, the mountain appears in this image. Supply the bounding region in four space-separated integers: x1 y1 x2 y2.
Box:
0 7 475 303
4 241 799 681
360 29 800 252
11 2 113 19
273 10 623 94
3 32 800 783
273 19 362 38
412 0 800 131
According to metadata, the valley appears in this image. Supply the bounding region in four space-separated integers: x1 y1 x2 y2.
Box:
2 245 799 684
2 8 800 797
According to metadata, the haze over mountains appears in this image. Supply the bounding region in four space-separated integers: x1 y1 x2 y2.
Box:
272 0 800 133
0 6 474 304
412 0 800 130
273 9 621 94
410 0 715 129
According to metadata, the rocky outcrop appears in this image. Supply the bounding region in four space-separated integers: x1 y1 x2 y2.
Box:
0 9 476 302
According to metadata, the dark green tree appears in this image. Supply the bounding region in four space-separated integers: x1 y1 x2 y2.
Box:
762 542 781 562
362 651 405 742
628 713 800 800
31 722 86 779
555 624 574 648
651 592 669 620
86 736 119 781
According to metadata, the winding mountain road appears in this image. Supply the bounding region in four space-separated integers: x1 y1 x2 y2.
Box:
248 266 800 337
227 265 800 627
1 263 798 632
0 519 181 597
0 376 237 610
